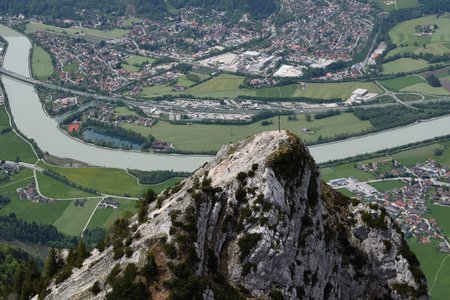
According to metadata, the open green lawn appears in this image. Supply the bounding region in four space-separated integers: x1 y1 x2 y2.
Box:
380 75 424 91
87 198 138 230
369 180 406 192
53 198 102 236
140 74 382 100
391 141 450 166
122 112 373 153
113 106 140 117
31 45 54 81
0 132 38 164
382 58 430 74
26 22 129 40
407 240 450 300
62 63 79 73
37 162 180 197
36 172 97 199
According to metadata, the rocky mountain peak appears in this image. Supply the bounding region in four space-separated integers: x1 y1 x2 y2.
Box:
42 131 429 300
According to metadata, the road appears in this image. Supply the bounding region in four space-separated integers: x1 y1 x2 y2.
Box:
2 66 450 117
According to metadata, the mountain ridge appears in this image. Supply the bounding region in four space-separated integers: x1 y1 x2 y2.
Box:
40 131 429 299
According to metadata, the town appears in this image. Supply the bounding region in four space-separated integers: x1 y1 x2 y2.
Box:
329 159 450 252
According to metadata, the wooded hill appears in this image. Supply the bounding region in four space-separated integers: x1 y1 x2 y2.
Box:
0 0 277 19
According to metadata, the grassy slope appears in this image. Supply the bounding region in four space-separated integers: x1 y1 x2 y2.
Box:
122 112 373 153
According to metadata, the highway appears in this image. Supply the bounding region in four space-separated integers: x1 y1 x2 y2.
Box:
2 66 450 117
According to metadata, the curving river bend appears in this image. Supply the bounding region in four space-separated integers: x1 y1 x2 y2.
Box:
1 25 450 171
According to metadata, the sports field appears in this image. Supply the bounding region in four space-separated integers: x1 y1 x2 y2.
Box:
369 180 406 192
122 112 373 153
25 22 129 40
31 45 54 81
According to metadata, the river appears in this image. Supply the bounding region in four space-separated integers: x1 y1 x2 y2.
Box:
1 24 450 171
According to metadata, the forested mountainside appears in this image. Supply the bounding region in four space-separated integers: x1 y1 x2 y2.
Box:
0 0 277 19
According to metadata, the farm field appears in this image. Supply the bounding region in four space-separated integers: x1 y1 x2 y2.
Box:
122 112 373 153
86 198 138 230
185 75 382 99
382 58 430 74
37 162 180 197
401 82 450 95
408 240 450 300
380 75 424 91
373 0 420 11
36 172 97 199
0 106 10 130
391 141 450 166
0 174 70 225
0 132 38 164
139 74 382 100
388 14 450 49
25 22 129 40
53 198 102 236
31 44 54 80
368 180 406 192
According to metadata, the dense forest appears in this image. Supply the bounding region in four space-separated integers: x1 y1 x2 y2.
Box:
0 0 276 19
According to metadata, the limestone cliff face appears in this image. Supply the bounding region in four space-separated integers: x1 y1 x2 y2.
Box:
42 131 429 300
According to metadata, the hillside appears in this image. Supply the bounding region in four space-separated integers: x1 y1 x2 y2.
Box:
0 0 276 19
41 131 428 299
